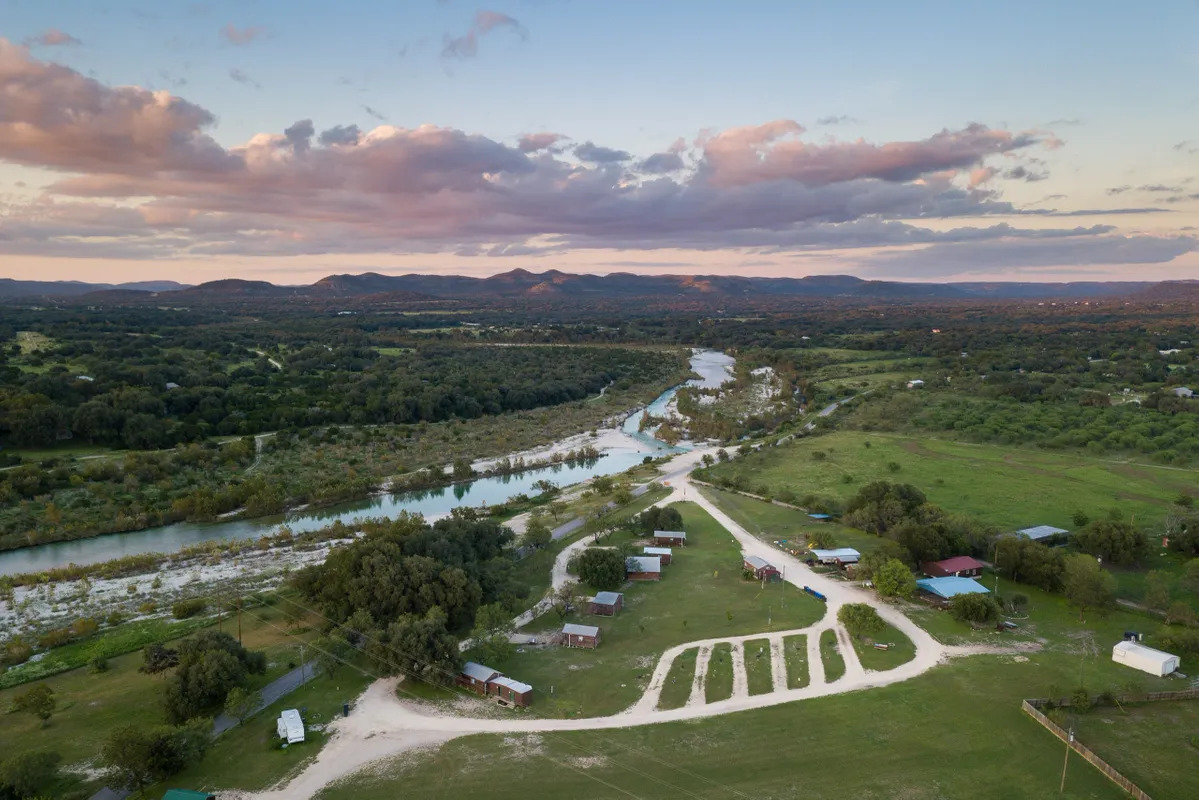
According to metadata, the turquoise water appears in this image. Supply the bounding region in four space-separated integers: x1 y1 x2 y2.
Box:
0 351 733 576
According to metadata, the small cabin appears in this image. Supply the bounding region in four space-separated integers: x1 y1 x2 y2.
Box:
626 555 662 581
652 530 687 547
562 622 601 649
588 591 623 616
642 546 673 565
743 554 782 582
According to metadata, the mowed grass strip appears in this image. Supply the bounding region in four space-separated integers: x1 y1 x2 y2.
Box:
820 629 845 682
489 501 823 718
783 634 808 688
851 622 916 672
704 643 733 703
742 638 773 696
657 648 698 710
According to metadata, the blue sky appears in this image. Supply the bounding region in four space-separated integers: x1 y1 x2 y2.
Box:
0 0 1195 283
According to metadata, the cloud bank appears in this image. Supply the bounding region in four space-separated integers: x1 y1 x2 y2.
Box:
0 39 1188 273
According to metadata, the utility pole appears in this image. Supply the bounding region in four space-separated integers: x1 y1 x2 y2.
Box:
1059 728 1073 793
237 594 243 645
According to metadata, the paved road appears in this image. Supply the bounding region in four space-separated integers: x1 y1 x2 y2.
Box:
213 661 318 735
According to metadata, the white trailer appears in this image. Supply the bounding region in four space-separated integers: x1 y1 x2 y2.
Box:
276 708 305 743
1111 640 1180 677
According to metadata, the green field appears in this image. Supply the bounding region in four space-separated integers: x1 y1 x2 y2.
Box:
315 650 1170 800
704 430 1199 531
783 634 809 688
485 502 824 718
743 638 774 695
852 622 917 672
656 648 697 710
150 653 377 796
704 642 733 703
0 602 329 795
1072 699 1199 799
820 629 845 682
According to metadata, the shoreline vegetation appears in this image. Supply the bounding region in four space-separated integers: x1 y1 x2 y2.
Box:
1 349 690 552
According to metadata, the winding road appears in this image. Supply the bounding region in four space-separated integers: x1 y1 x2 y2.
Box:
238 438 974 799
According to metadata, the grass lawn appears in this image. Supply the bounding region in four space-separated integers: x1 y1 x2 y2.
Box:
150 653 378 796
783 634 808 688
511 484 671 603
852 622 917 672
742 637 774 695
656 647 697 710
704 642 733 703
697 485 890 556
1072 699 1199 799
0 602 326 790
315 649 1166 800
820 629 845 682
702 430 1198 531
485 502 824 718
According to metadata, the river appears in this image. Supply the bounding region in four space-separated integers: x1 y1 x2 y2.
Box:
0 350 735 576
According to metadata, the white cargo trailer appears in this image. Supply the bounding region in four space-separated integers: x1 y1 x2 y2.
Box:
276 708 305 743
1111 640 1180 677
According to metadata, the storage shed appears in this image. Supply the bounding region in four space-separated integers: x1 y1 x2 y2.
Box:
588 591 623 616
743 554 782 582
459 661 499 695
809 547 860 566
921 556 985 578
652 530 687 546
276 708 305 744
562 622 601 649
642 545 673 565
915 576 990 600
1112 641 1180 677
1016 525 1069 542
626 555 662 581
489 676 534 707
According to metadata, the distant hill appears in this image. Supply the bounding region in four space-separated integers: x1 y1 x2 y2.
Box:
0 270 1179 305
0 278 190 299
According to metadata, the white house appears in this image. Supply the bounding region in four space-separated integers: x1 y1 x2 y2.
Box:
1172 387 1194 399
1111 641 1180 677
906 379 925 389
276 708 305 743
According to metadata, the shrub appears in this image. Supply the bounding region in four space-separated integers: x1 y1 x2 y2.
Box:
873 559 916 599
949 592 1000 624
171 598 207 620
138 601 157 614
106 610 127 627
88 655 109 674
2 637 32 666
37 627 74 649
71 617 99 637
838 603 885 638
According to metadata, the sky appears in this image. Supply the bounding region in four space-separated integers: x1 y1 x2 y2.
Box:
0 0 1196 285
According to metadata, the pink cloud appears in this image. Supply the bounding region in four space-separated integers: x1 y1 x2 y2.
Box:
24 29 82 47
220 24 265 45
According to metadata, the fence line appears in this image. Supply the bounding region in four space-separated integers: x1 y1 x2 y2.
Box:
1021 700 1151 799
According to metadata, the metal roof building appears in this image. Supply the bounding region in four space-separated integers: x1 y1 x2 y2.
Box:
491 675 534 695
810 547 861 564
1016 525 1069 541
592 591 622 606
1112 641 1180 677
563 623 600 637
916 576 990 599
462 661 499 683
626 555 662 573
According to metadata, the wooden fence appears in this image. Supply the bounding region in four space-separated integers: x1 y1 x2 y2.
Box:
1021 700 1151 799
1020 690 1199 799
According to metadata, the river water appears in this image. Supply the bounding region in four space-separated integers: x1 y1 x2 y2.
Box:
0 350 735 576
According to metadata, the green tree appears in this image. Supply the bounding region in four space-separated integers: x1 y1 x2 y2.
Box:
161 631 266 724
837 603 885 639
949 593 1000 624
1073 520 1149 566
0 750 61 799
470 602 515 665
1062 554 1116 622
522 518 552 550
1143 570 1173 612
223 686 262 726
101 719 211 791
451 458 474 480
9 684 55 726
550 581 582 622
575 548 627 591
806 528 836 550
314 634 351 679
367 608 460 685
873 559 916 600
